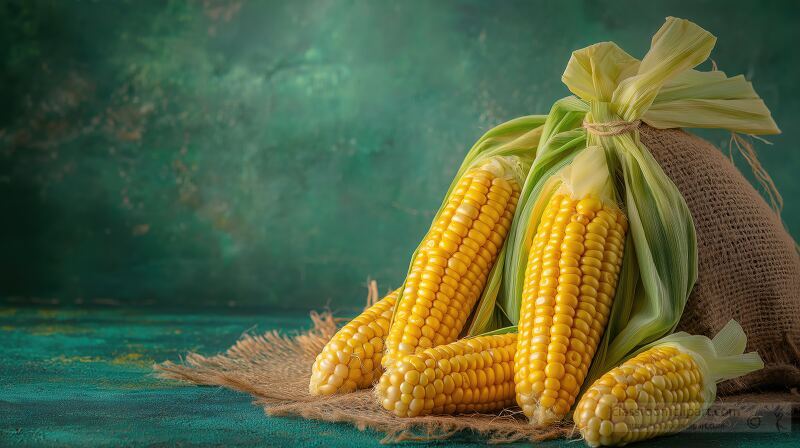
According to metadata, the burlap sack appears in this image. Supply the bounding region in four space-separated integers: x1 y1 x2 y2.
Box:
640 125 800 394
156 127 799 442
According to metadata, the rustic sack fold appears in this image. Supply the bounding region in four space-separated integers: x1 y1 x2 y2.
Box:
641 126 800 393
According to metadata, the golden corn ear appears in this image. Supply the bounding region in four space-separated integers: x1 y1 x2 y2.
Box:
376 333 517 417
383 158 521 367
574 345 704 447
515 192 627 425
309 289 399 395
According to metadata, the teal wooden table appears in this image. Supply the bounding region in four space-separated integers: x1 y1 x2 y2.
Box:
1 306 797 447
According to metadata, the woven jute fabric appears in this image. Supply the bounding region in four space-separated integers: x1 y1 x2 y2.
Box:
156 127 799 442
640 125 800 394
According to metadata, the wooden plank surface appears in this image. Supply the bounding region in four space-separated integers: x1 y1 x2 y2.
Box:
0 307 796 447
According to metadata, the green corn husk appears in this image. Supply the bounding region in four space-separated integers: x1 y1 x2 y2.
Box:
388 114 549 337
480 17 779 393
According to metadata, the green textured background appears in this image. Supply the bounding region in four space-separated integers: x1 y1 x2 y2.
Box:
1 0 798 311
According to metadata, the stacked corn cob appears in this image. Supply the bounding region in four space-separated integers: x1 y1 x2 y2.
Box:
377 333 517 417
574 320 763 446
309 289 398 395
574 345 704 446
515 147 628 425
383 156 522 368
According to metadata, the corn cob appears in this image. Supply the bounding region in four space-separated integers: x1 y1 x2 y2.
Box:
515 148 628 425
309 289 399 395
382 157 522 368
574 320 763 446
377 333 517 417
574 345 701 446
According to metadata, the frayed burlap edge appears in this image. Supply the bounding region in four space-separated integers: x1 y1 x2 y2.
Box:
154 309 569 444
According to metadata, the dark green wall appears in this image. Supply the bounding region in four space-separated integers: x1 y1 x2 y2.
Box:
1 0 798 310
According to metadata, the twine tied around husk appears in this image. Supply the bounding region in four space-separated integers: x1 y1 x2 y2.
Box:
582 119 641 136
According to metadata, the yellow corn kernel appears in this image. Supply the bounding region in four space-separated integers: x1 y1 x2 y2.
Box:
309 289 398 395
515 192 627 425
574 346 704 447
377 333 517 417
383 158 521 367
